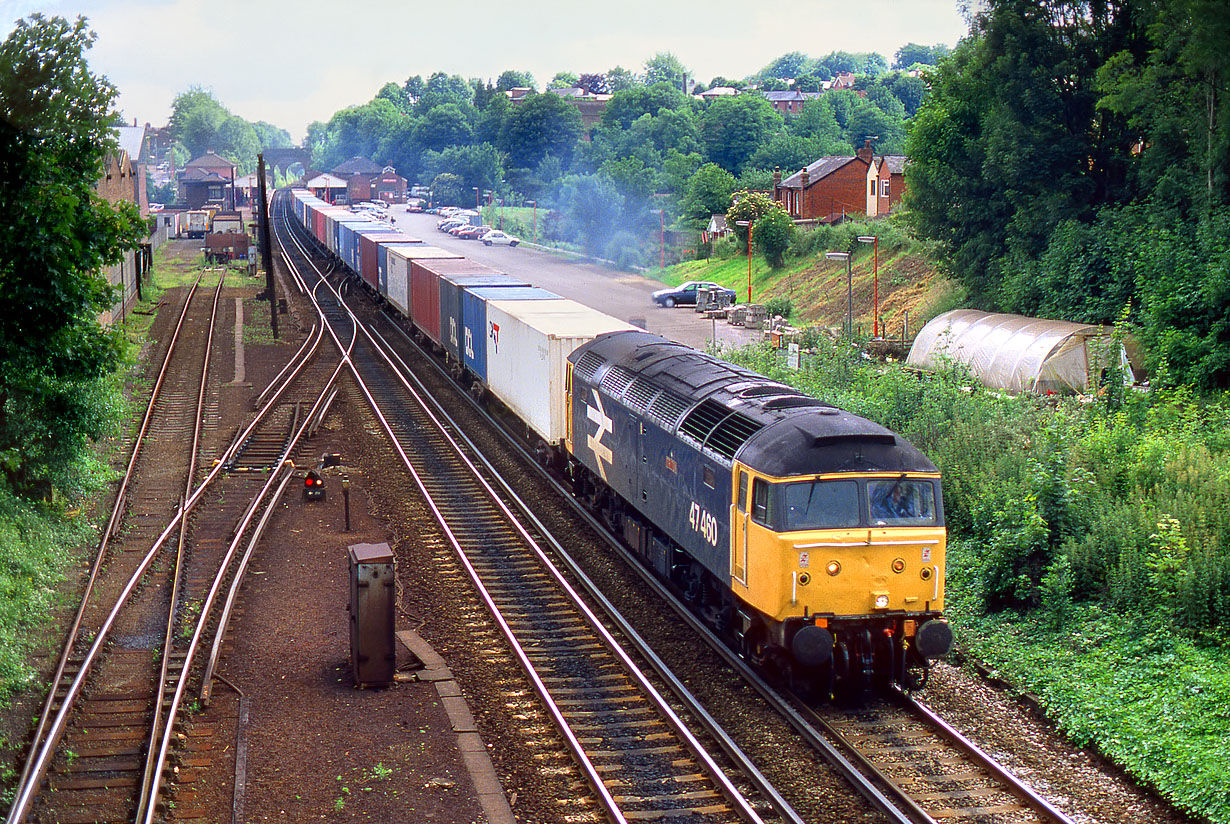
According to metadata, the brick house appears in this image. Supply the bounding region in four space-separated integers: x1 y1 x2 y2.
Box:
178 151 237 210
344 165 407 205
773 141 876 223
759 89 821 115
867 155 907 216
330 157 384 203
96 129 151 324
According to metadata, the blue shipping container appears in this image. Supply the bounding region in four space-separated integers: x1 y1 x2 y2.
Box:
459 286 560 382
438 273 529 364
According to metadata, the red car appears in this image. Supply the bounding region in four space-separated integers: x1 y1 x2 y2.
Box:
456 225 488 240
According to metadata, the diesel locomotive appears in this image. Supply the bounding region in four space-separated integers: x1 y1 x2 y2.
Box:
286 188 952 697
565 331 952 696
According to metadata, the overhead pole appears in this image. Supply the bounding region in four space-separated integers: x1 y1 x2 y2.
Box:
257 153 278 340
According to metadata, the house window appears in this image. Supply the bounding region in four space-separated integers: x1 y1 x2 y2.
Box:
882 180 890 197
870 180 876 196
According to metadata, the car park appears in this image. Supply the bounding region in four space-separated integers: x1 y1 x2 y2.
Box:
480 230 520 247
651 281 738 308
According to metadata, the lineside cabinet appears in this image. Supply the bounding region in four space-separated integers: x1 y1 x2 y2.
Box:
348 542 395 687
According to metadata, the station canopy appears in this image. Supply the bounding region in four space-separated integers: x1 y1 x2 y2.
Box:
906 310 1132 395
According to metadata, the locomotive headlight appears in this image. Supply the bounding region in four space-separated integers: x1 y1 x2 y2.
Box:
891 558 906 573
825 561 841 576
873 593 890 609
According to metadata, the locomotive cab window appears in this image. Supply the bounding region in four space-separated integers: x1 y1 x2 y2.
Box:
868 478 937 526
737 471 748 513
783 480 860 531
751 478 774 526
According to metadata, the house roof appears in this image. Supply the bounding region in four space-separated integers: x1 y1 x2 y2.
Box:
707 214 729 233
113 125 147 164
306 173 347 188
186 151 236 170
881 155 907 175
778 155 864 189
181 169 232 184
699 86 739 98
759 90 821 102
331 156 383 177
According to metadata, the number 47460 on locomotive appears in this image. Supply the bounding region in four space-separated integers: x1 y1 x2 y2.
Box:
564 330 952 698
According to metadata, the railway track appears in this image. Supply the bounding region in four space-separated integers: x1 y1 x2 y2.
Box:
275 196 803 824
7 246 349 822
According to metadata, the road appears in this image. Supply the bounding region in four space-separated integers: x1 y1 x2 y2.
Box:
387 211 760 352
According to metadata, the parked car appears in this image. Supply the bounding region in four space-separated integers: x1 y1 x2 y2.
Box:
480 230 520 247
455 225 488 240
651 281 737 308
448 222 474 236
437 217 468 231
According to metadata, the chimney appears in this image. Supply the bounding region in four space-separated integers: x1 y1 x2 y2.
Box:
857 139 874 163
800 167 810 188
772 166 781 188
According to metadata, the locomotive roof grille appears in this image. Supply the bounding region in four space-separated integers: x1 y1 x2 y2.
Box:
573 351 604 383
680 399 764 460
648 390 690 426
624 378 657 412
600 365 635 396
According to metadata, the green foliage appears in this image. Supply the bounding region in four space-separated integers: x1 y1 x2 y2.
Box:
725 191 777 250
0 14 143 496
893 42 951 70
495 70 536 93
552 174 624 257
643 52 687 88
166 86 289 174
700 94 783 174
499 92 582 172
681 163 736 224
752 207 795 268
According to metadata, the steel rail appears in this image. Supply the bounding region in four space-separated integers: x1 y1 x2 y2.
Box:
371 311 918 824
896 691 1076 824
137 271 227 813
7 273 207 807
274 207 773 824
370 327 805 824
8 253 340 824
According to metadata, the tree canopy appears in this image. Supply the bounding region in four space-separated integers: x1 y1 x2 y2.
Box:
0 14 145 496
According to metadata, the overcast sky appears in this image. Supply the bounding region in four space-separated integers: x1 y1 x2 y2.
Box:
2 0 973 142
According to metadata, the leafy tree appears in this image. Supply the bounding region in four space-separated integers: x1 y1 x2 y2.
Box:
430 172 465 205
553 174 625 256
577 73 609 95
375 81 411 113
681 163 737 223
376 115 422 181
700 94 783 174
725 190 777 251
548 71 579 89
753 206 796 268
749 134 824 177
893 42 952 69
314 98 402 170
606 66 637 92
862 53 889 77
600 156 656 202
403 74 426 102
0 15 145 496
737 167 775 191
643 52 688 89
656 149 703 195
792 75 825 93
885 73 927 116
788 97 845 147
168 86 228 158
475 92 510 145
495 70 535 92
499 92 582 171
416 72 472 112
215 115 260 174
421 143 503 199
847 98 904 152
416 103 474 152
601 82 692 131
252 121 292 150
758 78 790 92
758 51 810 82
818 51 859 75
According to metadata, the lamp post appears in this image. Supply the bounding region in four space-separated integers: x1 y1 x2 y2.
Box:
858 235 879 337
651 209 665 271
735 220 752 303
473 186 480 218
526 200 537 242
825 250 852 336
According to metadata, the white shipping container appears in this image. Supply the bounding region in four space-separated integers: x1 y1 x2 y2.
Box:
484 299 635 444
385 245 460 318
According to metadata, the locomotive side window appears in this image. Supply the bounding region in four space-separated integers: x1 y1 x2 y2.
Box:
868 479 937 525
751 478 774 526
783 480 860 530
737 471 748 513
703 466 716 489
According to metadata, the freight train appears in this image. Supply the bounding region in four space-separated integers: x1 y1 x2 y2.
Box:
286 188 952 697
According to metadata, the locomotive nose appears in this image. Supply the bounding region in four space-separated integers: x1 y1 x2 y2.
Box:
915 619 953 659
791 625 834 667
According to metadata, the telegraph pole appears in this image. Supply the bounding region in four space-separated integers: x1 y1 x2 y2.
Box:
256 153 278 339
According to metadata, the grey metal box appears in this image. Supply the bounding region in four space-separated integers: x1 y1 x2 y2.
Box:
348 542 395 687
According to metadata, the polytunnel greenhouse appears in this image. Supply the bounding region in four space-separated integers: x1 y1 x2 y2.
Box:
905 310 1135 395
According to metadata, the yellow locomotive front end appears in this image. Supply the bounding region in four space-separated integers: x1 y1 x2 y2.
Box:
730 464 952 694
